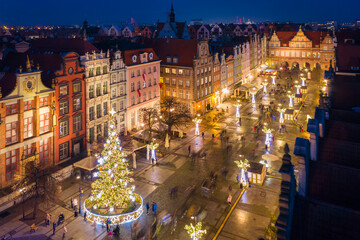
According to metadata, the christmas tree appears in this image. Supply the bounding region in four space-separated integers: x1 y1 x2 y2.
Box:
89 110 135 211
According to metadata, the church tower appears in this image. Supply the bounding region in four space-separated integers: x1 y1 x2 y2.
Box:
169 3 175 23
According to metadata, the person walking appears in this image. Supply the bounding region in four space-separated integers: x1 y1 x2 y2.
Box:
202 132 205 139
52 222 56 235
62 225 67 239
227 194 232 206
188 145 191 156
70 197 73 209
83 211 87 221
106 218 111 232
45 213 51 226
146 202 150 215
152 202 157 216
236 174 240 184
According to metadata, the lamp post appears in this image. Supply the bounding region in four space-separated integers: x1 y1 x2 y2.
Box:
287 92 295 108
295 81 301 94
185 216 207 240
277 105 286 124
300 76 306 86
76 173 83 214
193 116 202 136
250 88 257 104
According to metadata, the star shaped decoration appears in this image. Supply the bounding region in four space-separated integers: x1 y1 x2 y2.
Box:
109 108 116 115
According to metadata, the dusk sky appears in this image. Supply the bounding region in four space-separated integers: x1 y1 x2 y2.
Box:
1 0 359 25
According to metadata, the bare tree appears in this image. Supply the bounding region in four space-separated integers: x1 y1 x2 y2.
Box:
13 158 59 220
160 96 192 136
140 104 160 141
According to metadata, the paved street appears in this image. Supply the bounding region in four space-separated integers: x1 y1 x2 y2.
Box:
0 71 318 240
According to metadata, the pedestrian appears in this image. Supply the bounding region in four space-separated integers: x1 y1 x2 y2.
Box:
52 222 56 235
62 225 67 240
228 185 232 192
240 182 243 189
106 218 111 232
202 132 205 139
188 145 191 156
146 202 150 215
227 194 232 205
236 174 240 184
212 133 214 139
151 158 155 166
83 211 87 221
152 202 157 216
108 230 114 239
70 197 73 209
73 198 78 212
45 213 51 226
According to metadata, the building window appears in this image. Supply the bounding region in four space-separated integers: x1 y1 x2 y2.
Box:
89 107 95 121
73 82 81 93
131 71 135 78
120 87 124 95
131 96 135 106
103 102 108 115
179 69 183 75
60 85 68 96
179 90 183 98
111 88 117 98
6 121 18 145
148 67 152 74
154 77 157 85
186 91 190 99
39 97 48 107
103 66 108 74
173 57 178 64
5 150 17 180
104 122 108 138
131 83 135 92
167 57 172 63
143 80 147 88
23 144 32 156
73 114 82 132
24 117 33 139
89 85 94 99
96 67 101 75
143 92 147 102
73 97 82 111
137 81 141 90
205 77 208 84
97 124 102 137
96 104 102 118
166 89 170 96
148 78 152 87
137 70 141 76
6 104 17 115
39 112 49 134
59 142 69 160
39 138 49 165
148 91 152 99
197 79 200 86
59 119 69 138
96 83 101 96
172 79 176 85
120 100 124 110
179 79 183 86
153 66 157 72
103 82 108 94
137 96 141 103
165 68 170 73
186 80 190 87
172 69 177 74
59 100 69 116
24 100 33 111
89 127 94 143
165 78 170 85
89 68 94 77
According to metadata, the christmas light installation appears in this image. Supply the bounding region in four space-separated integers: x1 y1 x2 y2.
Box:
234 159 250 184
193 116 202 136
234 101 242 119
271 75 276 85
262 80 269 93
185 220 207 240
262 126 274 146
84 110 143 225
300 73 306 86
295 81 301 94
250 88 257 104
149 141 159 161
277 105 286 124
287 92 295 108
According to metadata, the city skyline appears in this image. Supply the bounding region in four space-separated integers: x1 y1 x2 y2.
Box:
1 0 360 26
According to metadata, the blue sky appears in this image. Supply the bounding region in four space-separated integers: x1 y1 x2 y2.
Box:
1 0 359 25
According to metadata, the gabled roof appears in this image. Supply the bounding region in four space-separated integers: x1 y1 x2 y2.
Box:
143 38 198 67
122 47 159 66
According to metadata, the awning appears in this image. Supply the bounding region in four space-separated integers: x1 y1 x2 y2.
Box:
73 156 98 171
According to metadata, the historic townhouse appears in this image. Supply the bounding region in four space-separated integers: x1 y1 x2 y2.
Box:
80 51 110 151
241 42 251 83
233 45 242 84
124 48 160 131
213 53 221 105
110 50 127 134
268 27 335 70
0 61 55 188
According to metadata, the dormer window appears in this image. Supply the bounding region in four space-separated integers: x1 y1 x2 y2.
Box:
166 57 172 63
173 57 179 64
149 53 154 60
132 55 137 63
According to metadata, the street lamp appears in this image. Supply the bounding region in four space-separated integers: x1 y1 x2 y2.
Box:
234 159 250 185
271 75 276 85
277 105 286 124
193 116 202 136
185 216 207 240
300 76 306 86
76 173 83 214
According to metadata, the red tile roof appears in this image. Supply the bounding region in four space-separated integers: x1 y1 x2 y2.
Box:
122 48 159 66
29 38 99 55
143 38 198 67
336 44 360 71
274 31 325 47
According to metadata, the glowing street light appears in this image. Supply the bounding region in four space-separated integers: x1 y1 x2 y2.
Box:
234 101 242 119
193 116 202 136
277 105 286 124
262 126 274 146
287 92 295 108
295 81 301 94
185 218 207 240
300 76 306 86
234 159 250 184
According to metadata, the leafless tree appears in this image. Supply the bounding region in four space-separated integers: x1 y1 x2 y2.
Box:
140 104 160 141
13 159 59 220
160 96 192 136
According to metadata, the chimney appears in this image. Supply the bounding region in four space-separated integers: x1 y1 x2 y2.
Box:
307 118 319 161
294 137 310 198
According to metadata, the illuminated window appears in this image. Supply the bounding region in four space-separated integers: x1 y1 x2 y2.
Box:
24 100 33 111
5 150 17 180
6 121 18 145
6 104 17 115
59 119 69 138
59 142 69 160
39 97 48 107
39 138 49 165
24 117 33 139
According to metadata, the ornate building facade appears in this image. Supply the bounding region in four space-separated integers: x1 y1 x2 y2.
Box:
268 27 335 70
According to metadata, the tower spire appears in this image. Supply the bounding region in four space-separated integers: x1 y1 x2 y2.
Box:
169 2 175 23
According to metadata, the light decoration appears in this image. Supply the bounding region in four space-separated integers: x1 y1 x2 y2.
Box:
250 88 257 104
193 116 202 136
84 110 143 225
300 73 306 86
287 93 295 108
262 126 274 146
271 75 276 85
234 159 250 184
149 142 159 161
185 221 207 240
234 101 242 119
277 106 286 124
295 81 301 94
262 80 269 93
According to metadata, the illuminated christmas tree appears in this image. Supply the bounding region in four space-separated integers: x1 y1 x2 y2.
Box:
90 110 135 211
